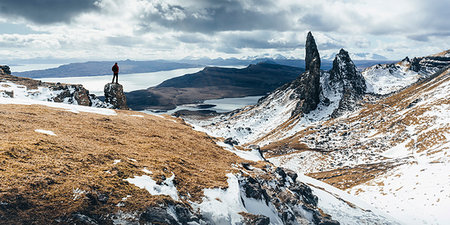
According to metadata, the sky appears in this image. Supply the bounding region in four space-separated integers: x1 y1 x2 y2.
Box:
0 0 448 63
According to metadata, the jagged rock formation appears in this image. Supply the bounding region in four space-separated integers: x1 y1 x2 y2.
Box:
104 83 129 110
291 31 322 116
329 49 367 117
0 70 106 107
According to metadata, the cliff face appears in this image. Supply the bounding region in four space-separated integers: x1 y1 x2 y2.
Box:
104 83 129 110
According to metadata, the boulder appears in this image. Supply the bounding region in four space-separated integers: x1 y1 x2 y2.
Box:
104 83 129 110
0 65 11 75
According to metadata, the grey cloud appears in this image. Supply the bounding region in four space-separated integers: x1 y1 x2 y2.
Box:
0 0 100 24
139 0 292 33
408 31 450 42
107 36 144 47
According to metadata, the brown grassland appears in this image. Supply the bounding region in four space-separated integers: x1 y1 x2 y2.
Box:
0 104 250 223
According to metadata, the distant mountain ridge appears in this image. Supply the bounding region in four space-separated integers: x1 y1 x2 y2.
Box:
14 60 201 78
12 58 394 79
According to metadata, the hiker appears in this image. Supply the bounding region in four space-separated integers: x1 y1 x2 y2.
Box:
112 62 119 84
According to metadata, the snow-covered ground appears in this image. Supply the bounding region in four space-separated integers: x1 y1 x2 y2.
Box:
362 60 421 95
0 81 116 115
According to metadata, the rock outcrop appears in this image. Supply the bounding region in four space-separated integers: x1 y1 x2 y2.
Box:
329 49 367 117
104 83 129 110
0 65 11 75
410 49 450 75
288 31 322 116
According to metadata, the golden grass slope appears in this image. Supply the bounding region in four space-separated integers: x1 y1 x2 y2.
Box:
0 104 246 223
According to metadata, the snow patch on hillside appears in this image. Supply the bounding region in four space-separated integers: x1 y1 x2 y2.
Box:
362 63 420 95
0 81 116 115
125 173 179 201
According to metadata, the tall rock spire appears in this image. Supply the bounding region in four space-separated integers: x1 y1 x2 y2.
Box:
290 32 322 116
305 31 321 72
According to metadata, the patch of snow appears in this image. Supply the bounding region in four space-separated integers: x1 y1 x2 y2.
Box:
125 173 179 201
298 174 401 225
113 159 121 165
34 129 56 136
142 168 152 174
216 142 264 162
130 114 144 118
193 173 283 225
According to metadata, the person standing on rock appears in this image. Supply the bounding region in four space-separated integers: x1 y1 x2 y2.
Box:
112 62 119 84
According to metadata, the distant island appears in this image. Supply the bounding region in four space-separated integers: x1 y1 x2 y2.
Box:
125 62 305 111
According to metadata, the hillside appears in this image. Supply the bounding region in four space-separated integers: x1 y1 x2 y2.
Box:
178 33 450 224
362 49 450 95
269 66 450 224
14 60 200 78
126 62 304 110
0 64 401 224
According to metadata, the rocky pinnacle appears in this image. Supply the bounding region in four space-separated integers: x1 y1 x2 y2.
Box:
305 31 321 73
291 31 322 116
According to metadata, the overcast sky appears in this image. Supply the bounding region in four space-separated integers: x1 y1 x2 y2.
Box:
0 0 448 62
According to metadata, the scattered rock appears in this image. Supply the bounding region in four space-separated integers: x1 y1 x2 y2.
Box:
224 137 239 146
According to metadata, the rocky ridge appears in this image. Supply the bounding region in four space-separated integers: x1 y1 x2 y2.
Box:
362 49 450 95
0 69 108 107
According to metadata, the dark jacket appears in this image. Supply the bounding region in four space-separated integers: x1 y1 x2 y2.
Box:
112 64 119 74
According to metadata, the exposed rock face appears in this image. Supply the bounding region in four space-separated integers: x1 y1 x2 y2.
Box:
104 83 129 110
305 32 321 72
329 49 367 117
410 50 450 75
290 31 322 116
238 167 340 225
0 65 11 75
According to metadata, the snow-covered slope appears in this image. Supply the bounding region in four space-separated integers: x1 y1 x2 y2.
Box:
270 67 450 224
363 50 450 95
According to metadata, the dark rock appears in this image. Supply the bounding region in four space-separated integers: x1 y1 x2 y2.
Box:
290 183 318 206
329 49 367 117
104 83 129 110
305 31 321 72
224 137 239 146
0 65 11 75
407 98 421 108
50 84 92 106
290 32 322 116
244 214 271 225
240 176 270 204
140 202 204 225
